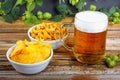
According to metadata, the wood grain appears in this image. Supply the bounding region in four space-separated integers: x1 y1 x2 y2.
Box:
0 17 120 80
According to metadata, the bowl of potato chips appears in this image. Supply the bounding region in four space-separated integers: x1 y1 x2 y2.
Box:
6 40 53 74
28 22 67 50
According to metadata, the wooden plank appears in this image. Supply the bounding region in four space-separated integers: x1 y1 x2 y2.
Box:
0 64 120 76
109 23 120 30
0 73 119 80
0 29 120 41
0 51 120 66
0 33 29 42
107 31 120 38
0 30 120 42
0 43 120 55
0 28 29 33
1 41 120 54
1 50 120 79
1 17 120 79
0 63 120 75
106 38 120 50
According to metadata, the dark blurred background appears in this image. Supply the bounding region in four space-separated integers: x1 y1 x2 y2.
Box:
1 0 120 15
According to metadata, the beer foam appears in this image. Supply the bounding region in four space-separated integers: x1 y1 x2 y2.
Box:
74 11 108 33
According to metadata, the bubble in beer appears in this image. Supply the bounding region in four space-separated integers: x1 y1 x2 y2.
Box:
74 11 108 33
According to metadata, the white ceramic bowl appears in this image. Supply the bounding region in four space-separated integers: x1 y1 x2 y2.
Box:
6 45 53 74
27 24 67 50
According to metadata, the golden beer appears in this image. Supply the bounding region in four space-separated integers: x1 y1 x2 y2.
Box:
74 28 107 64
73 11 108 64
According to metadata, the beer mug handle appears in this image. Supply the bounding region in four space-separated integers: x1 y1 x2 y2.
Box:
60 23 74 52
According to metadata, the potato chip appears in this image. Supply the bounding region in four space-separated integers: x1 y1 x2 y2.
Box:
10 40 26 57
10 40 52 64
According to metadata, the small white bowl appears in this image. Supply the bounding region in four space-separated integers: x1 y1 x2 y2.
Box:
27 24 67 50
6 45 53 74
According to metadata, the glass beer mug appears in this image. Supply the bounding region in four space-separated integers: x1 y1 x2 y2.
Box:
61 11 108 64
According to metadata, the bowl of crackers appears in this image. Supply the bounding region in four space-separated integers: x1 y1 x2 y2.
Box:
6 40 53 74
28 22 67 50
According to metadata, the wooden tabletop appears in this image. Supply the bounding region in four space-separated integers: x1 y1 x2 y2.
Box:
0 17 120 80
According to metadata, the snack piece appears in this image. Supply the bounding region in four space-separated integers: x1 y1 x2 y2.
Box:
10 40 52 64
10 40 26 57
30 23 67 41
